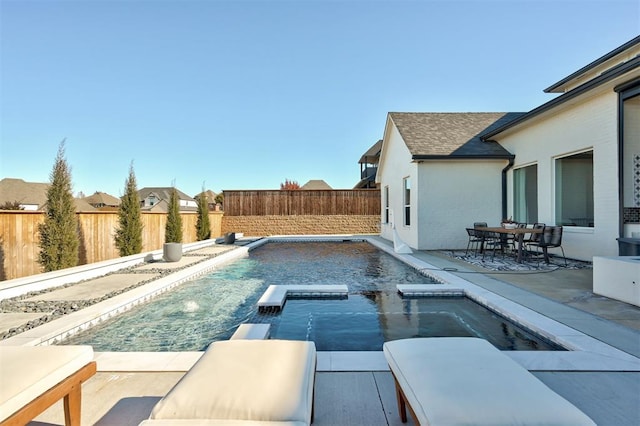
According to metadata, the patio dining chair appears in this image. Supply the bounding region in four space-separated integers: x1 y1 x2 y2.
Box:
481 230 509 261
527 226 567 266
465 228 483 256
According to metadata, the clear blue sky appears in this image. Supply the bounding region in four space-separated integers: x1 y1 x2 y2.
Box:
1 0 639 197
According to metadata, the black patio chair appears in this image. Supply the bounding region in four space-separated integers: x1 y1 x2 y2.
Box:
481 231 510 261
527 226 567 266
465 228 483 256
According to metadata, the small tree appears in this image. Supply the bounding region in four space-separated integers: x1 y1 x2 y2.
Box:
280 179 300 190
0 201 24 210
114 162 143 255
38 141 79 271
195 186 211 241
214 193 224 210
165 186 183 243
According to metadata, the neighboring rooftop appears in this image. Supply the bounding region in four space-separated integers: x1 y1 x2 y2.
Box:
138 187 197 212
301 180 333 190
83 191 121 209
0 178 49 210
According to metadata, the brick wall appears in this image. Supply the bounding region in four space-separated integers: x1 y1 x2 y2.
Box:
221 215 380 236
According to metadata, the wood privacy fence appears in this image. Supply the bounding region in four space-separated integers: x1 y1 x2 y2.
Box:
0 211 223 281
223 190 381 216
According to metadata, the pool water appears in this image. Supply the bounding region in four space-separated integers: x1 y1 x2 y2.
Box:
63 241 562 351
262 293 562 351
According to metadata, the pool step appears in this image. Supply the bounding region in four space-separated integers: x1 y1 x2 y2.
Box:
258 285 349 312
397 284 465 297
231 324 270 340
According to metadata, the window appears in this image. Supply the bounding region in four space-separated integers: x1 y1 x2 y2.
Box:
403 177 411 226
555 151 594 227
621 89 640 209
384 186 390 224
513 165 538 223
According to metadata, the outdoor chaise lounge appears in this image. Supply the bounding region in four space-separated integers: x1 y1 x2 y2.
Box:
0 345 96 426
383 337 596 426
140 339 317 426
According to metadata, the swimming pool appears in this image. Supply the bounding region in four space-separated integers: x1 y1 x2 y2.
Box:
63 241 562 351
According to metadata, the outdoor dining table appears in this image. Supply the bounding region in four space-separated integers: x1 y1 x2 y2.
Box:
476 226 544 263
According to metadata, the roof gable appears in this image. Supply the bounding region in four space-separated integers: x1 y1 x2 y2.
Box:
138 187 195 202
83 191 121 206
301 180 332 190
388 112 522 159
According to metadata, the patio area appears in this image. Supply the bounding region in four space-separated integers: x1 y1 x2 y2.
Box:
15 237 640 425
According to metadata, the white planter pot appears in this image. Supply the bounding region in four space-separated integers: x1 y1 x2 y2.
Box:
163 243 183 262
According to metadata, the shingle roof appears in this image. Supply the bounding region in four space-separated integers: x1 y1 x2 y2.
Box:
0 178 49 208
388 112 524 158
83 191 121 207
195 189 218 204
301 180 332 190
138 187 195 202
359 140 382 164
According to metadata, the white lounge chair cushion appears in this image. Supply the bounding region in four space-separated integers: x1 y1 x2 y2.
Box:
150 340 316 424
140 420 306 425
0 345 94 422
383 337 596 426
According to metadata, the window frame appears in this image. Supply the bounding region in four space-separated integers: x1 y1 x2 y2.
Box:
513 163 538 224
554 149 594 228
383 185 390 224
402 177 411 227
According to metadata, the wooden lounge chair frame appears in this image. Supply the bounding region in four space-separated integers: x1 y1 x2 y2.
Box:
1 361 97 426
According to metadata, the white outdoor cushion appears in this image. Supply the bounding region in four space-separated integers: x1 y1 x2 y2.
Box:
383 337 596 426
0 345 94 422
140 420 306 425
149 340 316 424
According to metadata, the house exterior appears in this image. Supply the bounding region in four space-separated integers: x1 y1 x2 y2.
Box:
138 187 197 212
83 191 121 210
354 139 382 189
195 189 220 211
0 178 97 212
376 35 640 261
481 35 640 260
376 112 523 250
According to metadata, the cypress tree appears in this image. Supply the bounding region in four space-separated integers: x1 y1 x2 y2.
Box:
115 163 143 255
38 141 79 271
195 187 211 241
165 186 183 243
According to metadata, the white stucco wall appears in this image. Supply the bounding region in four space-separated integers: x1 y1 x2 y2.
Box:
497 89 619 260
377 119 506 250
416 160 505 250
378 122 418 248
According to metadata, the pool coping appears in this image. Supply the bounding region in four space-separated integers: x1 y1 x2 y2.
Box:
2 235 639 373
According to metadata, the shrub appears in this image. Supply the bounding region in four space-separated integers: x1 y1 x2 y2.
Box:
114 163 143 255
165 187 183 243
195 187 211 241
38 141 79 271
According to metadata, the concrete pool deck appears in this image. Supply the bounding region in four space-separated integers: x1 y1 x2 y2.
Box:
1 236 639 425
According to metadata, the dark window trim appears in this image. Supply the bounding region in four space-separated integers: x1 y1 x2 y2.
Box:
618 81 640 239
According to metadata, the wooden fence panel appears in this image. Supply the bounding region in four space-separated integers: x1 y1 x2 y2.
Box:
223 190 381 216
0 211 224 281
